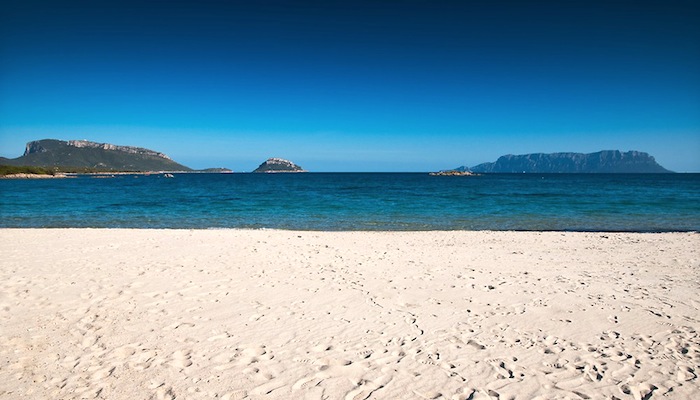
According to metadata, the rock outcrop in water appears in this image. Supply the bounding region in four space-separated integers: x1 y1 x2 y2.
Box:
252 158 307 173
0 139 192 171
429 170 478 176
463 150 671 173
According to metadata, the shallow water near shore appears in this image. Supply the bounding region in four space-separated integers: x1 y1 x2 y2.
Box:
1 173 699 231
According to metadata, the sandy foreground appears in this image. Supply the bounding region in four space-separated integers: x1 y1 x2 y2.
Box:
1 229 698 400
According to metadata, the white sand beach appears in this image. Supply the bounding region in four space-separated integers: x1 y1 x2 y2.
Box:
1 229 698 399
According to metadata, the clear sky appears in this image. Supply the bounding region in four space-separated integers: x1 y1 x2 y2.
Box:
1 0 699 172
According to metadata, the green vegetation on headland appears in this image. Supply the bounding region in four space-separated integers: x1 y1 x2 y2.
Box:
0 165 55 176
0 165 146 176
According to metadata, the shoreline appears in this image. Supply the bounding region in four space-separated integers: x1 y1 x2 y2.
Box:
0 173 70 179
1 227 698 234
2 229 698 399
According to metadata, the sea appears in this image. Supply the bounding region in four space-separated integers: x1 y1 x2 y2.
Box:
1 173 699 232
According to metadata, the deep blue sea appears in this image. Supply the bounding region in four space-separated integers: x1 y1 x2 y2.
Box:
1 173 699 231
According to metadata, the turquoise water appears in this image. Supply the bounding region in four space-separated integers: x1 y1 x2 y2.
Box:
1 173 699 231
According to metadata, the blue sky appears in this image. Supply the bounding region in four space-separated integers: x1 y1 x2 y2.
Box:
1 1 699 171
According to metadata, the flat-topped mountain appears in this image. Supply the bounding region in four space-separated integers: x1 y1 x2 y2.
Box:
463 150 671 173
0 139 191 171
252 158 307 173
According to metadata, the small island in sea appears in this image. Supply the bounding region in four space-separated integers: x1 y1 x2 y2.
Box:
429 170 478 176
197 168 233 173
252 157 307 173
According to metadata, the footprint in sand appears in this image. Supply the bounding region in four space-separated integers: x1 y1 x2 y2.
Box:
452 388 477 400
327 357 353 366
486 358 514 379
344 375 392 400
129 349 157 371
242 345 268 357
151 384 176 400
252 379 286 396
112 344 137 359
412 390 442 399
81 334 101 348
210 351 240 371
293 374 324 390
219 390 248 400
356 349 374 359
620 382 657 399
163 321 195 331
169 349 193 369
312 343 333 352
207 331 233 341
676 366 697 382
89 366 115 381
466 339 485 350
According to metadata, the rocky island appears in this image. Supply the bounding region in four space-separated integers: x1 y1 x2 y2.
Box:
252 158 307 173
429 170 478 176
457 150 671 173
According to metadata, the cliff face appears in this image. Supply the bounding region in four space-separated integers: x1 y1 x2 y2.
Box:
469 151 672 173
23 139 173 159
252 158 307 173
4 139 191 171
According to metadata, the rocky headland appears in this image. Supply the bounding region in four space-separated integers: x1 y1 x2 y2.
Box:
1 139 192 172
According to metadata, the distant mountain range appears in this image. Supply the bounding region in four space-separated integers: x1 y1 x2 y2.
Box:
1 139 192 172
455 151 671 173
1 141 672 174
